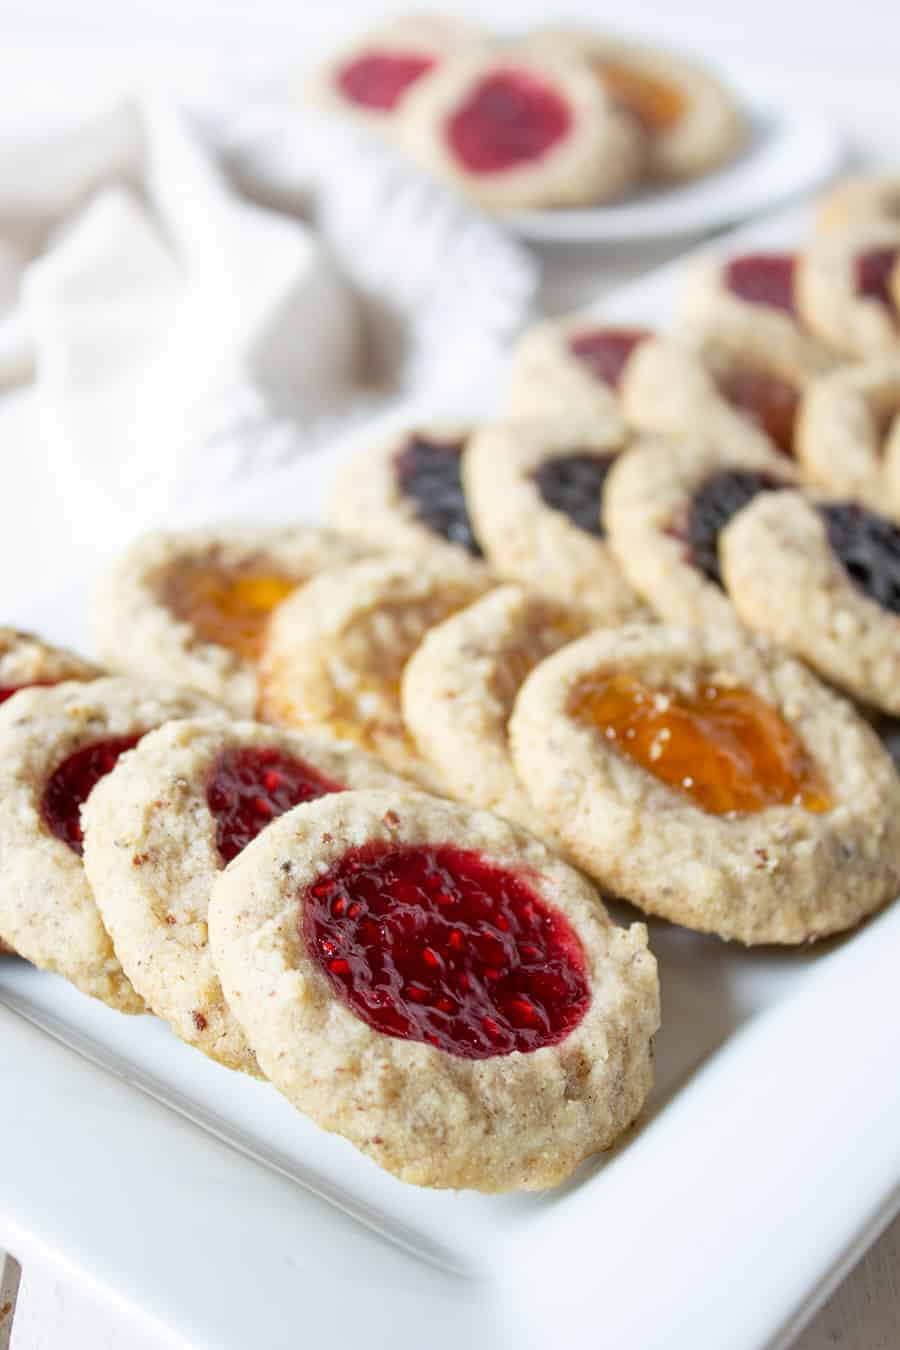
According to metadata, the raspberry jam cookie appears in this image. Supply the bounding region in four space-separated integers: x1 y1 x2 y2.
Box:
531 29 743 181
463 418 642 621
0 678 220 1009
208 788 659 1190
797 222 900 359
604 435 793 629
81 719 407 1072
504 314 648 426
402 586 587 834
258 554 488 785
399 49 644 209
92 526 364 717
816 173 900 236
509 624 900 944
796 358 900 512
721 492 900 714
0 629 100 707
328 423 484 564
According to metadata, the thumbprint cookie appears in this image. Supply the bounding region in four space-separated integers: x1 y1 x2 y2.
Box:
797 222 900 359
0 629 100 707
796 358 900 513
504 315 648 426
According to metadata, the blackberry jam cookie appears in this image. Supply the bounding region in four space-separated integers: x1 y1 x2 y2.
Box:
0 678 220 1009
721 492 900 714
509 624 900 944
505 314 648 425
604 434 793 628
92 526 364 717
402 585 587 834
82 719 407 1072
0 629 100 707
797 222 900 358
258 554 488 785
208 788 659 1191
796 358 900 512
399 49 644 209
463 418 642 621
816 172 900 237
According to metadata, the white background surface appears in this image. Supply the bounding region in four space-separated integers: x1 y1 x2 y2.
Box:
1 2 900 1347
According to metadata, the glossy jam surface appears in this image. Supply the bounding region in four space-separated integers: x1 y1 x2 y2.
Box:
572 674 831 816
164 562 297 662
304 842 590 1058
717 368 799 457
446 70 572 173
207 746 344 864
42 736 141 854
686 469 784 586
724 254 797 315
394 435 482 556
568 328 651 388
336 52 436 111
822 502 900 616
533 452 615 538
855 248 898 313
595 60 686 132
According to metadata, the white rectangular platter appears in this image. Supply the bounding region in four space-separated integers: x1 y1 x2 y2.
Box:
2 206 899 1350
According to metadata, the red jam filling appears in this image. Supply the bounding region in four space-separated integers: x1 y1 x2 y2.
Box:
336 52 436 111
569 328 651 388
446 70 572 174
41 735 141 854
724 254 797 315
304 842 590 1059
717 368 800 457
855 248 899 313
207 746 343 864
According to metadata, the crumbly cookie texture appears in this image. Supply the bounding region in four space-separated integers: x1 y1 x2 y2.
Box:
398 48 644 209
0 629 100 699
504 315 637 426
796 359 900 514
528 28 744 181
509 624 900 944
720 490 900 714
257 554 489 786
463 417 642 622
0 678 222 1009
82 718 410 1072
91 525 365 717
208 788 659 1191
604 433 792 629
796 221 900 358
815 172 900 236
402 585 587 835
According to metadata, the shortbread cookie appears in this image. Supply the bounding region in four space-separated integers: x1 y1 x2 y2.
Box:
721 492 900 714
796 358 900 512
209 788 659 1191
510 624 900 944
258 554 488 785
816 172 900 236
530 28 743 181
604 434 793 629
797 222 900 358
399 49 644 209
463 418 641 621
328 422 485 564
402 586 587 833
0 629 100 707
504 315 647 425
82 718 408 1072
0 678 220 1009
92 526 364 717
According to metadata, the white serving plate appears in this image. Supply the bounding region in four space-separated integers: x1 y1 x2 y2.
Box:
2 205 899 1350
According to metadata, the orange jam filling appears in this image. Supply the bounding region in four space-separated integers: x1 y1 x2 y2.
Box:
165 563 297 661
594 61 686 132
571 673 831 815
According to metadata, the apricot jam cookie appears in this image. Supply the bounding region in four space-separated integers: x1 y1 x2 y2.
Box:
402 586 587 834
327 422 485 565
815 172 900 236
797 222 900 359
530 28 743 181
208 788 659 1191
504 314 648 426
604 434 793 629
0 678 220 1009
82 718 407 1073
463 418 642 621
796 358 900 512
399 49 644 210
510 624 900 945
258 554 488 785
91 526 364 717
0 629 100 706
721 492 900 714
